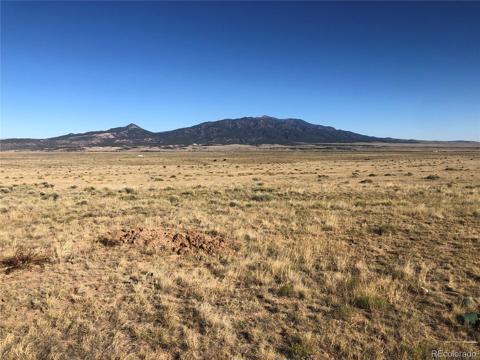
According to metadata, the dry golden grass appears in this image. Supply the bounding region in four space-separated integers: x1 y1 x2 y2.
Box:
0 150 479 359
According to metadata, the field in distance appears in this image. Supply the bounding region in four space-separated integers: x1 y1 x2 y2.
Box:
0 150 479 359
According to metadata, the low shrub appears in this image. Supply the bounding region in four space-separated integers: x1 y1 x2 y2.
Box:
0 248 52 274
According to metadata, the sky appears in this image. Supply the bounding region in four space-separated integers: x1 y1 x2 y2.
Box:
1 1 479 141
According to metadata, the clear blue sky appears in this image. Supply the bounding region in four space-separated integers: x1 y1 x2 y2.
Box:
1 1 479 141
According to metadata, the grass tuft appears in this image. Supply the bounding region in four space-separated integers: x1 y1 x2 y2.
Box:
277 283 296 297
288 340 314 360
354 295 390 311
251 193 273 202
371 223 397 235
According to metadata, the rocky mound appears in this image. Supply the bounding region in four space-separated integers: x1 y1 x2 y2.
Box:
98 227 227 255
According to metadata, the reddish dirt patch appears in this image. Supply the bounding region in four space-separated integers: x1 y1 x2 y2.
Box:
98 227 227 255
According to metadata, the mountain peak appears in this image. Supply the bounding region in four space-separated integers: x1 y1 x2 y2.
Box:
125 123 141 130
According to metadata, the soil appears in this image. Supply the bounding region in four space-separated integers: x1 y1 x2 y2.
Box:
98 227 227 255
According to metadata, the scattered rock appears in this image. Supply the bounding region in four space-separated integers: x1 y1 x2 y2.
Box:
30 298 45 311
420 287 430 295
74 286 86 295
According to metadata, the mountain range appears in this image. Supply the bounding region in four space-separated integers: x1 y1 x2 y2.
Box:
1 116 411 150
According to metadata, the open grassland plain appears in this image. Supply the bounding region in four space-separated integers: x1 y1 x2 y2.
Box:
0 150 479 359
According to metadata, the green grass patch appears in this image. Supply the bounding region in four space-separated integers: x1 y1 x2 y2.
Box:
354 295 390 311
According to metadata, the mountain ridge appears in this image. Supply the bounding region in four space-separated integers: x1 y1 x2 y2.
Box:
1 116 417 150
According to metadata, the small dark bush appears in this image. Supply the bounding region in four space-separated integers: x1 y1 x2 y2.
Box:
252 186 274 193
0 248 52 274
251 194 273 202
168 195 180 204
371 223 396 235
41 192 60 201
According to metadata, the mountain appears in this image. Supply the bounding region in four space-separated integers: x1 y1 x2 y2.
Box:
155 116 396 145
0 123 158 151
0 116 408 150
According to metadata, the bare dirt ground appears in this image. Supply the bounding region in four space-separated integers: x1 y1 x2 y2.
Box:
0 150 479 359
